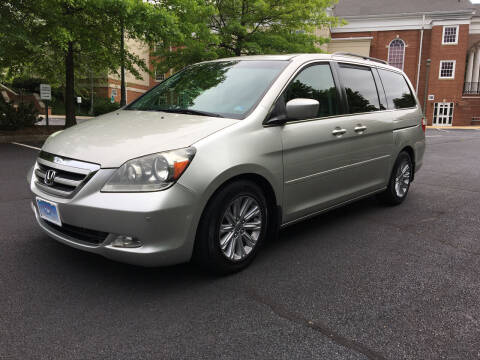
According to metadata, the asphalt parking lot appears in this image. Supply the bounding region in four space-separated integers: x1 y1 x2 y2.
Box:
1 129 480 360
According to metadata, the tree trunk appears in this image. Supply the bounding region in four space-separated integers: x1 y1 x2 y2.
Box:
65 41 76 128
120 19 126 106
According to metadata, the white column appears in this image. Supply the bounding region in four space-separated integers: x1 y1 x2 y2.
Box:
466 49 475 84
472 47 480 92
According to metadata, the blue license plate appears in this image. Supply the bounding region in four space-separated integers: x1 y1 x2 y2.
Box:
36 197 62 226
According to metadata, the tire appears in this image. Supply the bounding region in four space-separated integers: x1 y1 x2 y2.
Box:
377 151 413 205
193 180 269 275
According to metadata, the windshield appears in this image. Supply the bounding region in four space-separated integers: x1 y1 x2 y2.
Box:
127 60 288 119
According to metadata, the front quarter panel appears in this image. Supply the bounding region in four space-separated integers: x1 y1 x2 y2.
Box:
177 119 284 233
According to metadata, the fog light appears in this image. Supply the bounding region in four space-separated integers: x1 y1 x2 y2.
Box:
110 235 142 248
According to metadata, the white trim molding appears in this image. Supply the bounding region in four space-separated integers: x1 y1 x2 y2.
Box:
331 10 473 33
439 60 456 79
329 36 373 42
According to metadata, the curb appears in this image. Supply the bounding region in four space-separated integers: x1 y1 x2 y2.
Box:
0 134 50 144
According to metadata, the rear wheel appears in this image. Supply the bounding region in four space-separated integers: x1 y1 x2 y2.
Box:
378 151 413 205
193 180 269 274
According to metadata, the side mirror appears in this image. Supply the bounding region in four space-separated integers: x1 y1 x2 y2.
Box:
286 98 319 120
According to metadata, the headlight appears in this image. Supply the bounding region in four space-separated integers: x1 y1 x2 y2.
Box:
102 147 196 192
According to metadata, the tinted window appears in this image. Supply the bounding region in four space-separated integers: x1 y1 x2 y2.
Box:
378 69 416 109
284 64 339 118
339 64 382 113
127 60 288 119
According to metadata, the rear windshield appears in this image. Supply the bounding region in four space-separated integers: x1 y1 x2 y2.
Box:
127 60 288 119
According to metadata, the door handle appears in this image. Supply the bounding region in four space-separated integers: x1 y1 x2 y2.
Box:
332 128 347 136
354 125 367 133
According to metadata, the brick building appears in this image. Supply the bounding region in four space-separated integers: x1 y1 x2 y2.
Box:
330 0 480 126
89 38 171 104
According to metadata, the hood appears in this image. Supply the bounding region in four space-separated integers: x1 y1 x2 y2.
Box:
42 110 239 167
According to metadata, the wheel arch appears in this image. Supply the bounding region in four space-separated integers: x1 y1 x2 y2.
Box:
194 171 282 250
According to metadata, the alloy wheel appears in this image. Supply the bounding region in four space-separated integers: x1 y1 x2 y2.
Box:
394 161 411 198
219 195 262 261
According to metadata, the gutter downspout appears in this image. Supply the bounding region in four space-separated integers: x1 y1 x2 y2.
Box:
415 14 425 94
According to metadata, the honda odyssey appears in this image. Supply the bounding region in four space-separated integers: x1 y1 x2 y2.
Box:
28 53 426 273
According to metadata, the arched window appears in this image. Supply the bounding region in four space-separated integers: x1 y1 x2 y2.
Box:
388 39 405 70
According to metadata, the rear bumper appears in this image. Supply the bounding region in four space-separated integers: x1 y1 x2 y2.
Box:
30 169 201 267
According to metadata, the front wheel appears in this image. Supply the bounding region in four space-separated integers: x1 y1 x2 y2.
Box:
193 180 269 274
377 151 413 205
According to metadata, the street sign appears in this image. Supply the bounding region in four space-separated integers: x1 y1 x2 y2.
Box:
77 97 82 104
39 84 51 101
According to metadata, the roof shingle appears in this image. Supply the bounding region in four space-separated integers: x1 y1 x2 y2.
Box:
333 0 478 17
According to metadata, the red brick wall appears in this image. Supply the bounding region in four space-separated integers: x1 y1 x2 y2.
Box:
105 78 151 104
424 25 469 125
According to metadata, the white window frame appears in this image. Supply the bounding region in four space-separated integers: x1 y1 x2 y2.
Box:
387 38 406 70
154 70 165 82
439 60 456 79
442 25 459 45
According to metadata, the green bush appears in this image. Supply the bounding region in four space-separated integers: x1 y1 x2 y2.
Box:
92 97 121 116
0 98 39 130
51 96 120 117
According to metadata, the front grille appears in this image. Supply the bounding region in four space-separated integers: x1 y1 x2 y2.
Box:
40 218 108 245
34 151 100 198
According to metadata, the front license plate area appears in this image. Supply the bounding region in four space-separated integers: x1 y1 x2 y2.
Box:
36 197 62 226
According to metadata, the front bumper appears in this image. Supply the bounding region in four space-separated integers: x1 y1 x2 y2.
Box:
30 168 200 267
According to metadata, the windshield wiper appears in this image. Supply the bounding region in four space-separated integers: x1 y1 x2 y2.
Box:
159 108 224 118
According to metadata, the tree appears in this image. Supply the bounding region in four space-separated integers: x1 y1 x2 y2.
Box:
154 0 339 73
0 0 179 127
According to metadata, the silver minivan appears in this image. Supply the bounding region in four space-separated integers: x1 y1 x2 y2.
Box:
28 53 426 273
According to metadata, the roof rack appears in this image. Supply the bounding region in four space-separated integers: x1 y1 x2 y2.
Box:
332 52 388 65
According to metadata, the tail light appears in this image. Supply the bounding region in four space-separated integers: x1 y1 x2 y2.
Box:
421 117 426 132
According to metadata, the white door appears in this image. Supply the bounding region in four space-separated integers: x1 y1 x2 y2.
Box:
433 102 454 126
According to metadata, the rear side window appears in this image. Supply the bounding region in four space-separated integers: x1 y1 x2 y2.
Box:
284 63 339 118
378 69 416 109
338 64 382 113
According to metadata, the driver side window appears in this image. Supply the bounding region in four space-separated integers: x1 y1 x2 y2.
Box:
284 63 340 119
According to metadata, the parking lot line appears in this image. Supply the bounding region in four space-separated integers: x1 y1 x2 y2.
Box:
11 142 41 151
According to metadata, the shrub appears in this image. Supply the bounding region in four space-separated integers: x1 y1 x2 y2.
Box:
92 97 121 116
0 98 39 130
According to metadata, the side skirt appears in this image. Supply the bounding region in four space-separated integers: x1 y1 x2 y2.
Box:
280 187 387 229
